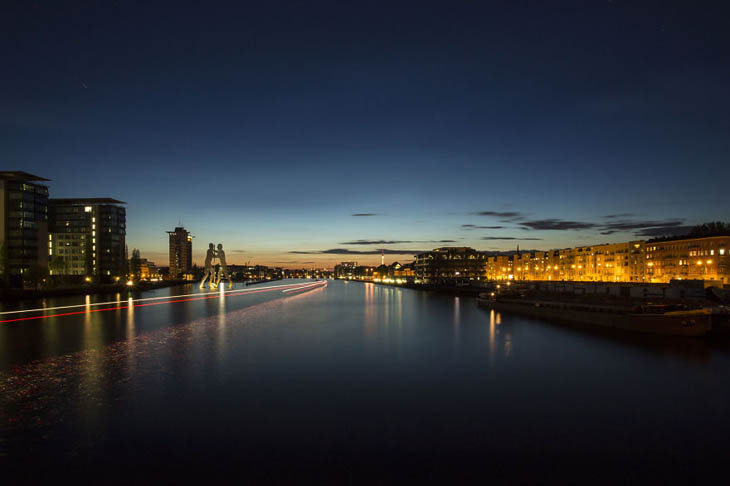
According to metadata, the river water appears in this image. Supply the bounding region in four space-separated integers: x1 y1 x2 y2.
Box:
1 279 729 482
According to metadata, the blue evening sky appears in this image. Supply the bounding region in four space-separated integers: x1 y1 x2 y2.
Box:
3 1 729 266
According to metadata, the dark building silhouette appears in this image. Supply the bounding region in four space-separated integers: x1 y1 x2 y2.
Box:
0 171 50 287
414 247 487 284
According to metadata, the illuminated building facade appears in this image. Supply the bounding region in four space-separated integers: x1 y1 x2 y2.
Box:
482 236 730 284
0 171 49 287
644 236 729 283
167 226 193 278
486 241 646 282
49 198 127 281
139 258 160 280
414 247 488 284
334 261 358 279
373 261 416 283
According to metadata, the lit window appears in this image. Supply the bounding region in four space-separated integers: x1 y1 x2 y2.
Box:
84 206 92 212
721 249 726 256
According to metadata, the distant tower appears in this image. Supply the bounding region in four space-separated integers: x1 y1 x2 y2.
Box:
167 226 193 278
517 244 520 256
381 248 385 266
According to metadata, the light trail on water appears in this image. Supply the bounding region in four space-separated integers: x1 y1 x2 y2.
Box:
0 280 327 324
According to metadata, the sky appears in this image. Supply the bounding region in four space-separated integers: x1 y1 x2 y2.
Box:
3 1 729 267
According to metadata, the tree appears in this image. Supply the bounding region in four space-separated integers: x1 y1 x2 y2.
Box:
648 221 730 242
130 248 142 280
689 221 730 238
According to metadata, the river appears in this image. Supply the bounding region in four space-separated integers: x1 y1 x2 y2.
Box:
1 279 729 482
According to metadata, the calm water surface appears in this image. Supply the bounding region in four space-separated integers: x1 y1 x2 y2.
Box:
1 279 729 482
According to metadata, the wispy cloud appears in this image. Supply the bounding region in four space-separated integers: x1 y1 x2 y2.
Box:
635 225 695 237
481 236 543 240
340 239 458 245
518 217 689 236
351 213 380 217
471 211 525 221
601 219 685 232
289 248 426 255
603 213 635 219
520 219 598 231
340 240 414 245
462 224 505 230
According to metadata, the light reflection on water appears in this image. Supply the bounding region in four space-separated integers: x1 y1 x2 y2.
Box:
1 279 730 480
453 296 461 349
489 309 496 366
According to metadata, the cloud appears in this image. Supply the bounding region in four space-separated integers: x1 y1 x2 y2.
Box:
481 237 543 240
472 211 525 220
273 261 316 264
603 213 635 219
289 248 426 255
601 219 685 231
462 224 505 229
518 217 689 236
351 213 379 217
230 249 246 253
340 240 414 245
634 225 695 237
340 239 459 245
520 219 598 231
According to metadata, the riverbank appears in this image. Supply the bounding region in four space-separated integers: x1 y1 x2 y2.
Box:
0 279 190 301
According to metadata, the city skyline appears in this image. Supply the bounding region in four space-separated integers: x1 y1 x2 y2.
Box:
4 2 729 267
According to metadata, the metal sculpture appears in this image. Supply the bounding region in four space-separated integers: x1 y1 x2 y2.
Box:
200 242 217 289
214 243 233 289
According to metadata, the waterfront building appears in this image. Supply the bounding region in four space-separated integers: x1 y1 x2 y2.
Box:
644 236 730 284
334 261 358 279
486 241 646 283
167 226 193 279
49 198 127 281
372 264 389 281
414 247 488 284
139 258 160 280
373 261 415 283
479 236 730 285
0 171 50 287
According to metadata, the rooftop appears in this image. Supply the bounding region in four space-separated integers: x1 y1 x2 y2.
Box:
50 198 126 205
0 171 50 182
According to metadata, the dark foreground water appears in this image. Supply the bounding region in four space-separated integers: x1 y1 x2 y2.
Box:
1 279 730 483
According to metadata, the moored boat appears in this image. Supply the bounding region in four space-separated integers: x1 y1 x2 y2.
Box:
477 293 712 337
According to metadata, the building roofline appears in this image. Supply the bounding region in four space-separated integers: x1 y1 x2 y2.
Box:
0 171 51 182
50 198 126 205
